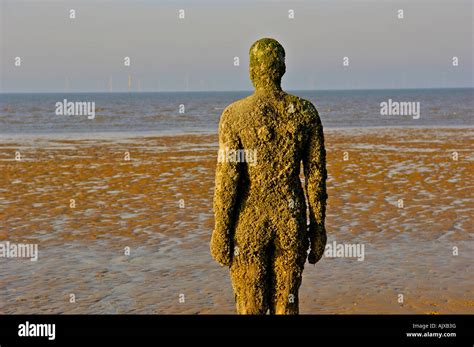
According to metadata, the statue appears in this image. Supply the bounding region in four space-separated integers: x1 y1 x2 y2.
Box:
210 38 327 314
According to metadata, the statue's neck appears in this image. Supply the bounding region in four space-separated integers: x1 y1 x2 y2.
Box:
254 81 282 93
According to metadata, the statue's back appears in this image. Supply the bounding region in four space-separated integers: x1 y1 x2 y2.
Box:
211 38 327 314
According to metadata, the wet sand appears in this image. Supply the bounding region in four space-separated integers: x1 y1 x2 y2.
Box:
0 127 473 314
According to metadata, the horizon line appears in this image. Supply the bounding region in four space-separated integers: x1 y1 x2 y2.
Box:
1 86 473 95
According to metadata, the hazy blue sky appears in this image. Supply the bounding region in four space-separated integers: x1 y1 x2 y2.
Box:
1 0 472 92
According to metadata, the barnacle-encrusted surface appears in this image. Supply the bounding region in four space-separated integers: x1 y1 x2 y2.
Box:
210 38 327 314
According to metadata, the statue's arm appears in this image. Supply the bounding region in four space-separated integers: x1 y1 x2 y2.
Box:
210 108 241 266
302 103 328 264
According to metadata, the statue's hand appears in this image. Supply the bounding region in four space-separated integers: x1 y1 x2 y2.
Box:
210 229 232 267
308 225 327 265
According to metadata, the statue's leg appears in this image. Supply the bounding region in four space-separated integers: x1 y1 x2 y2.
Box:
268 206 307 315
230 251 270 314
269 245 306 315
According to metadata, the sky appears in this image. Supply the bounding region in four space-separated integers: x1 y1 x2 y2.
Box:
0 0 472 92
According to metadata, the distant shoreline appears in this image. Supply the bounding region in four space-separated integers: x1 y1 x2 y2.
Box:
1 87 473 95
0 125 473 142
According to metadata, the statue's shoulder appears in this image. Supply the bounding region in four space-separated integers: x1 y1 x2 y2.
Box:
285 93 320 124
218 95 253 133
221 94 255 119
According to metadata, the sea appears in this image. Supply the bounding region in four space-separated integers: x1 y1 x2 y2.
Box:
0 88 472 135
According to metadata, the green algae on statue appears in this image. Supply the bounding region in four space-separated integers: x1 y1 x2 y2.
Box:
210 38 327 314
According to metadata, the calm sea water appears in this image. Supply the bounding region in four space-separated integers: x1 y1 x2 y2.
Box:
0 89 472 135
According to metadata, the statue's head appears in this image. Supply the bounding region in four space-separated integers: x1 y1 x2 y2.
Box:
249 38 285 91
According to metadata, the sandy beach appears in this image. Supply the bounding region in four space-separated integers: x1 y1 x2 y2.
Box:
0 127 472 314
